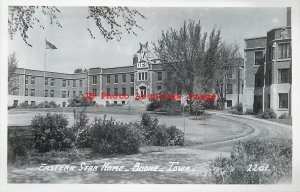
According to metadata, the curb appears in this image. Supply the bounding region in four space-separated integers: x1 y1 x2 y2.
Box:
207 111 292 129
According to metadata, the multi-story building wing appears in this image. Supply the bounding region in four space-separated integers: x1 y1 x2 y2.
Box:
9 68 87 107
87 55 166 105
243 8 292 116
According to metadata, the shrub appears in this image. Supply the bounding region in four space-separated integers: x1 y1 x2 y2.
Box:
37 101 60 108
191 100 205 116
8 131 29 163
166 125 184 146
235 103 243 112
91 116 142 155
72 109 92 148
150 125 171 146
139 113 184 146
68 96 92 107
146 100 162 111
18 102 32 109
31 113 74 152
210 138 292 184
256 109 277 119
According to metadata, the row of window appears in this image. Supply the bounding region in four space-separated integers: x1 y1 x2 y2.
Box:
256 68 290 87
255 43 291 66
24 76 84 87
91 72 163 84
25 88 83 98
91 86 163 97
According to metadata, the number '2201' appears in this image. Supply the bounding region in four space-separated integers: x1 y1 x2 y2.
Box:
247 164 270 172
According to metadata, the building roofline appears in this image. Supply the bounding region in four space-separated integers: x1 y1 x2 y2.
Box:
244 36 267 41
267 26 291 34
17 68 87 75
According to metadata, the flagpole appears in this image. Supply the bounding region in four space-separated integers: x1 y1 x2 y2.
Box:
44 38 46 108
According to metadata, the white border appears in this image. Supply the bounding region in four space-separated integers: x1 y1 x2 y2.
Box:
1 0 300 192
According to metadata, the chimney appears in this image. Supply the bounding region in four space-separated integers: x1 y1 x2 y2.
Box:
287 7 291 26
133 54 138 65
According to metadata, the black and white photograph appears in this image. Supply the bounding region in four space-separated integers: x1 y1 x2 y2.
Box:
1 0 300 191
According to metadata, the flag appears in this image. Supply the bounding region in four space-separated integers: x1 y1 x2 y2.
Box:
46 40 57 49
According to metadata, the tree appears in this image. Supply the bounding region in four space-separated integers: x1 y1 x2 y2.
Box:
8 6 146 46
153 20 240 110
153 20 207 94
8 52 18 94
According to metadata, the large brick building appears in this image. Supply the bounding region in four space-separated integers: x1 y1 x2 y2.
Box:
243 8 292 116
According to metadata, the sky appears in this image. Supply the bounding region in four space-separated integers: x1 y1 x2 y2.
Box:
8 7 287 73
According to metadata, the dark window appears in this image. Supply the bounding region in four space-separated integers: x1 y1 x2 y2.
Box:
267 94 270 108
114 75 118 83
31 77 35 84
130 74 134 82
73 91 76 98
122 88 126 95
45 77 48 85
68 91 70 97
278 69 289 84
255 51 264 65
106 101 109 105
278 43 291 59
114 101 117 105
80 80 83 87
130 87 134 96
227 100 232 107
31 101 35 107
25 76 28 84
157 85 162 91
268 46 275 61
62 91 66 98
68 80 70 86
227 67 233 78
45 90 48 97
158 72 162 81
138 72 147 80
93 89 97 97
62 79 66 87
30 89 35 96
122 101 125 104
226 84 233 94
138 73 141 80
107 76 111 84
73 80 76 87
51 79 55 86
92 76 97 84
122 74 126 83
107 88 110 94
255 74 263 87
279 93 288 109
13 100 18 107
268 70 272 85
25 88 28 96
50 90 54 97
114 88 118 94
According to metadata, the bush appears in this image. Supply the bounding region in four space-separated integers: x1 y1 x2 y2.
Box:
8 131 29 163
68 96 92 107
139 113 184 146
18 102 33 109
72 109 92 148
235 103 243 112
210 138 292 184
31 113 74 152
166 125 184 146
37 101 60 108
256 109 277 119
91 116 142 155
146 100 162 111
